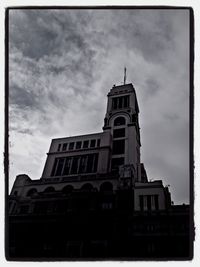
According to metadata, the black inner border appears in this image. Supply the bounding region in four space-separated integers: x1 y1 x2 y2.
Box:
4 6 194 262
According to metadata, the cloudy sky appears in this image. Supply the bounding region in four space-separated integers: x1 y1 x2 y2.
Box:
9 8 190 204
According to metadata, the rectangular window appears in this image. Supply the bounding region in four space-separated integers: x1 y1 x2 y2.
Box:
83 140 89 148
90 139 96 148
112 98 118 109
112 139 125 155
124 95 129 108
79 155 88 173
93 153 98 172
69 142 75 150
112 96 130 110
71 156 79 174
51 158 58 176
63 157 72 175
55 158 65 176
62 143 68 151
154 195 159 210
118 97 123 108
113 128 125 138
147 195 152 211
86 154 98 173
76 141 82 149
57 144 61 152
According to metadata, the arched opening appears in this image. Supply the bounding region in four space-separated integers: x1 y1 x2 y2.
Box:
80 183 93 192
26 188 37 197
62 185 74 194
100 182 113 192
114 116 126 126
44 186 55 193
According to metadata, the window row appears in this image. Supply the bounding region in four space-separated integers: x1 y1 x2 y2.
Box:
112 95 130 110
57 139 101 152
51 154 99 177
139 195 159 211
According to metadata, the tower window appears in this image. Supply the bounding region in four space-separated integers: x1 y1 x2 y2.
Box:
69 142 75 150
90 139 96 148
114 116 126 126
112 140 125 155
76 141 82 149
57 144 61 152
112 96 130 110
113 128 125 138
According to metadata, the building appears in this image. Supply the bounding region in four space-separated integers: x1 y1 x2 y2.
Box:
8 82 192 260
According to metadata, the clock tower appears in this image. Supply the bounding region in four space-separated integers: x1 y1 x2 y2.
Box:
103 83 141 183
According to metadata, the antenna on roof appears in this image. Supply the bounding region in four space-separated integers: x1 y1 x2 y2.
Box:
124 67 127 85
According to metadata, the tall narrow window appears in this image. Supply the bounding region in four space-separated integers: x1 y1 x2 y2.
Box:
51 158 58 176
79 155 88 173
63 157 72 175
55 158 65 176
112 98 118 109
57 144 61 152
71 156 79 174
124 95 129 108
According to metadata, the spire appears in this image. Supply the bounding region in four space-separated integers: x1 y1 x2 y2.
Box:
124 67 127 85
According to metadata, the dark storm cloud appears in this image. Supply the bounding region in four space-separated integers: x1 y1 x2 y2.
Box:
9 9 190 204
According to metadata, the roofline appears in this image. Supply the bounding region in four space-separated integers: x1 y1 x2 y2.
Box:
51 131 104 141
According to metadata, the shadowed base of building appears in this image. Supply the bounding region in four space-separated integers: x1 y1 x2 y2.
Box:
8 190 191 260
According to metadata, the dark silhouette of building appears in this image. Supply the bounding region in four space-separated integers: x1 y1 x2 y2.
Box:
8 82 192 260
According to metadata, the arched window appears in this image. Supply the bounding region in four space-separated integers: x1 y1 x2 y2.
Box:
26 188 37 197
44 186 55 193
81 183 93 192
100 182 113 192
114 116 126 126
62 185 74 194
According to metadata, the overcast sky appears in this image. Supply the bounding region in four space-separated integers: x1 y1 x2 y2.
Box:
9 8 190 204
